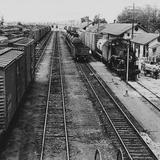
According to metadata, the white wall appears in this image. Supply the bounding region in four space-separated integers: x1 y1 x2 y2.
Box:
148 39 160 58
123 27 146 40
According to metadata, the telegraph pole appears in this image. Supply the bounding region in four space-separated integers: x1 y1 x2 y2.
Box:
126 3 134 82
126 42 130 82
131 3 135 39
97 14 100 32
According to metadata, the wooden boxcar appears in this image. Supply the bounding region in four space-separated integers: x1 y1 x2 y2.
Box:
0 48 24 130
12 38 35 85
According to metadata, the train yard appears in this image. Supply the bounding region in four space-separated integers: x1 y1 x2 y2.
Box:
0 28 160 160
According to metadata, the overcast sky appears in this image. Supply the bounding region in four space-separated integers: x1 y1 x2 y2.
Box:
0 0 160 23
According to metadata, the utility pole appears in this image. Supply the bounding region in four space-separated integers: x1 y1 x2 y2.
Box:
126 3 134 82
97 14 100 33
126 42 130 82
131 3 135 39
1 16 4 26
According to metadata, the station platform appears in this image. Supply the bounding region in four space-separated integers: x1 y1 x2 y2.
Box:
128 74 160 111
90 61 160 159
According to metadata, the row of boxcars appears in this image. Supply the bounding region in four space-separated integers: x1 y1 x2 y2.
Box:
0 26 51 132
28 26 51 43
65 30 90 61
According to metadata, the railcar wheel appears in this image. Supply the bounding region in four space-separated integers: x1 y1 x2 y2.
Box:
76 57 79 62
117 148 123 160
94 149 102 160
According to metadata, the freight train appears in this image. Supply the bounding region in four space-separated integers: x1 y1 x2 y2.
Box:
65 27 90 61
0 26 51 133
28 26 51 43
79 29 140 81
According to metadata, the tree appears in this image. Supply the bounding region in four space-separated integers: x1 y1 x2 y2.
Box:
117 5 160 32
17 22 23 26
93 14 107 24
81 16 91 23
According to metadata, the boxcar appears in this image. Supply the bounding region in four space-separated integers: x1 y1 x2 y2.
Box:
12 37 35 85
0 48 24 130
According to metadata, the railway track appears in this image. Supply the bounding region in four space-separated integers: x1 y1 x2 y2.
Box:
77 62 158 160
128 81 160 112
137 81 160 99
35 31 52 69
39 31 70 160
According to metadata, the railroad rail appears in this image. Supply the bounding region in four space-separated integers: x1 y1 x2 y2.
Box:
137 81 160 99
128 81 160 112
39 31 70 160
35 31 52 69
77 62 158 160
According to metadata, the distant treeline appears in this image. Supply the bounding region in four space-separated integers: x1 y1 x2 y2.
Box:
117 5 160 33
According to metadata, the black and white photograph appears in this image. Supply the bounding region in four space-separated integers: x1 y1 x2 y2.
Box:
0 0 160 159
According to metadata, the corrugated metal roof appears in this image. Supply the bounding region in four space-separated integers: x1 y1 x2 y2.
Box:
100 23 137 35
0 48 12 55
0 36 8 41
0 48 23 68
8 37 24 44
131 33 159 45
15 37 34 45
85 23 138 35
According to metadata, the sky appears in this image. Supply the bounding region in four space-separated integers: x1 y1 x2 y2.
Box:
0 0 160 23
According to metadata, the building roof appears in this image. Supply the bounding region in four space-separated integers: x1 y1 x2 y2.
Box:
100 23 137 35
85 23 139 35
0 48 23 68
86 23 108 32
131 33 159 45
